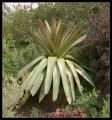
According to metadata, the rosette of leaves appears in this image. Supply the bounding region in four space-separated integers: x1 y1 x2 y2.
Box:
17 17 95 104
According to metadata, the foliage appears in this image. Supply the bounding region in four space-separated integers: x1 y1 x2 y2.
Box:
65 89 110 118
2 75 23 117
3 39 40 77
3 2 107 49
32 2 106 30
3 50 21 76
65 89 100 117
100 99 110 118
74 4 110 96
31 107 44 118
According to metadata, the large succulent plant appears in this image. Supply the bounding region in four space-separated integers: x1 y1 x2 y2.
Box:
17 17 95 104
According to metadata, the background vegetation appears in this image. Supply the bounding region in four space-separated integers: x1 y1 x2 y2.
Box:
2 2 110 118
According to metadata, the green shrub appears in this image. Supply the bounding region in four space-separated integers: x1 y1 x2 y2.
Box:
65 89 100 117
2 75 23 117
100 99 110 118
3 52 21 76
65 89 110 118
31 107 44 118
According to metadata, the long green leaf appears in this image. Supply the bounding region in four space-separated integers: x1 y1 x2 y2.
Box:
52 21 64 55
25 29 51 55
65 55 95 73
56 20 61 36
55 23 65 48
57 58 72 104
65 55 79 64
36 19 54 51
35 29 53 53
61 27 76 47
65 60 83 95
45 20 51 33
45 57 57 95
63 28 82 45
70 34 86 48
58 29 85 57
68 42 93 54
31 72 45 96
17 56 45 79
25 58 47 93
51 17 57 45
63 34 86 56
39 79 46 103
66 67 75 101
73 63 95 87
53 63 60 101
21 64 39 91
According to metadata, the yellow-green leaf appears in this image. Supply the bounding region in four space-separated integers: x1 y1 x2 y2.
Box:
17 56 45 79
25 58 47 93
65 60 83 95
66 67 75 101
53 63 60 101
31 72 45 96
57 58 72 104
45 57 57 95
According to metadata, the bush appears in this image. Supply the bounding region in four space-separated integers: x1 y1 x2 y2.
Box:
31 107 44 118
100 99 110 118
3 51 21 76
65 89 101 117
2 75 23 117
65 89 110 118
